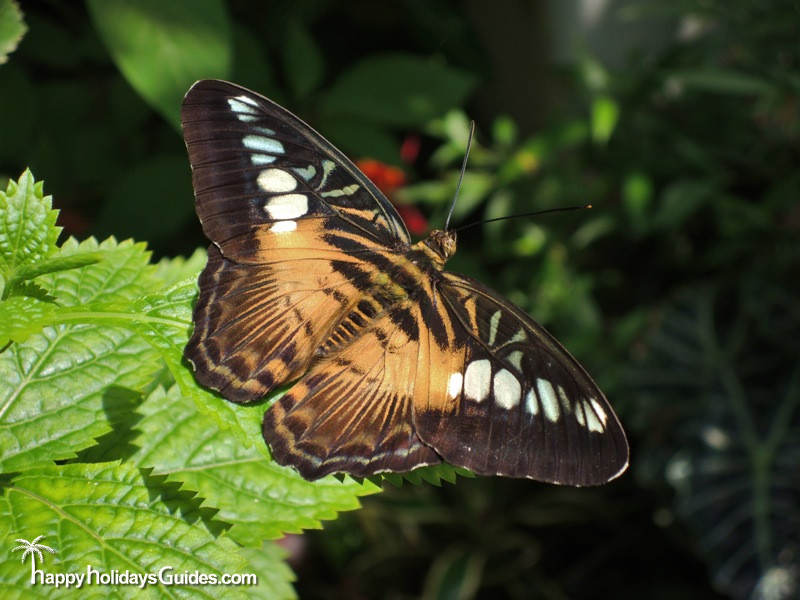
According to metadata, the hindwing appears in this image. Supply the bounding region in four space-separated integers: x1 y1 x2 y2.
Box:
414 273 629 485
264 297 441 480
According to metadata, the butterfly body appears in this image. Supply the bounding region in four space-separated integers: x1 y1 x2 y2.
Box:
182 80 629 485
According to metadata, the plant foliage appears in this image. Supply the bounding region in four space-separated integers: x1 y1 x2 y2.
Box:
0 170 382 597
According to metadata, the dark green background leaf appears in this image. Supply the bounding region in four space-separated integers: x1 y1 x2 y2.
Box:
87 0 232 127
319 54 478 127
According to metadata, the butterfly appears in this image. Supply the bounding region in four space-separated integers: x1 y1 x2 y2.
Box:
182 79 629 485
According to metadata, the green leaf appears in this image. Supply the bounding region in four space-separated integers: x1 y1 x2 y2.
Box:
421 547 485 600
0 170 60 280
86 0 232 128
93 155 195 242
622 171 654 235
152 247 207 286
4 281 54 303
0 462 249 598
241 542 297 600
0 0 27 64
9 252 103 285
380 463 474 488
0 295 56 346
492 115 517 148
4 253 103 300
591 95 619 144
129 386 379 547
666 68 777 97
0 238 163 473
283 19 324 100
449 172 494 221
652 178 715 231
46 237 158 304
320 54 477 127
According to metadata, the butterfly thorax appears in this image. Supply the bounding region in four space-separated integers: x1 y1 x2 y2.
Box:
415 229 457 270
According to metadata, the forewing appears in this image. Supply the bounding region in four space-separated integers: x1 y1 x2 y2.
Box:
182 80 411 402
181 79 410 259
415 273 629 486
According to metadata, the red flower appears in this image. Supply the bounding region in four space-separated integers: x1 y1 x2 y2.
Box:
400 133 421 164
356 158 406 191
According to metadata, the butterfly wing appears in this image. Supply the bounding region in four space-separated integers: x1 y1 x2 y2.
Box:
182 80 411 402
183 79 628 485
182 79 410 257
414 272 629 486
264 294 442 479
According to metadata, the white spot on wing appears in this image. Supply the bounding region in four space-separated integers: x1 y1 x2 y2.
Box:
227 98 259 122
557 385 572 414
243 135 284 157
589 398 608 425
525 389 539 415
233 94 259 108
493 369 521 409
575 403 586 427
537 378 560 422
464 359 491 402
321 184 360 198
271 220 297 233
584 406 604 432
293 165 317 181
507 350 523 371
257 169 297 193
510 328 526 343
584 398 607 432
264 194 308 220
447 373 463 398
488 310 502 345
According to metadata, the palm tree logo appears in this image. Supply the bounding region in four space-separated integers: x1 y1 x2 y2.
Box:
12 536 57 581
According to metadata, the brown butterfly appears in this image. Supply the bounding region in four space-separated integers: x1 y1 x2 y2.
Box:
182 80 629 485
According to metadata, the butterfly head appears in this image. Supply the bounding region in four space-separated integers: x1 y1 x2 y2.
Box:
422 229 457 266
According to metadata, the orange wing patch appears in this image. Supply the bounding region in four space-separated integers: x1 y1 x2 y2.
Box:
186 243 368 403
264 302 441 479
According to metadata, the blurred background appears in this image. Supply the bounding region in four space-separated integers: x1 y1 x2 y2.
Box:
1 1 798 598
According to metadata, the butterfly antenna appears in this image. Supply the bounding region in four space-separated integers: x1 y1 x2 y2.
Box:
444 120 476 232
453 204 593 234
